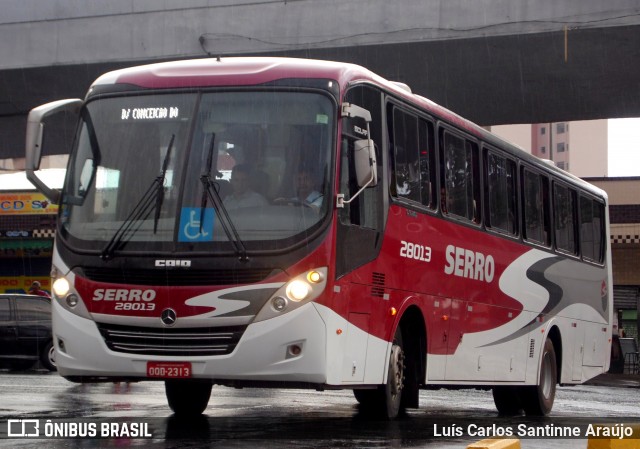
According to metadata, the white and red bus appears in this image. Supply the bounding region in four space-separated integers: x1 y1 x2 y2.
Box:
25 57 611 418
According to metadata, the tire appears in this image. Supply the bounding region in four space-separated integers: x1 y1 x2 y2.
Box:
40 341 57 371
492 386 522 416
353 388 378 406
521 338 557 416
354 329 405 419
165 380 212 416
382 330 405 419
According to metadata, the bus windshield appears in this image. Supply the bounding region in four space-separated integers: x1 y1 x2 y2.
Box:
60 90 334 254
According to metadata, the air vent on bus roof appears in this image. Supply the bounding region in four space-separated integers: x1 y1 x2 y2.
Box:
391 82 412 93
540 158 557 167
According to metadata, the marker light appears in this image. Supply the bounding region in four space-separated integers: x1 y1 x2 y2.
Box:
286 280 310 302
52 278 71 297
307 270 323 284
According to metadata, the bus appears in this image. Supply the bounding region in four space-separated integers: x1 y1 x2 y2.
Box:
25 57 612 419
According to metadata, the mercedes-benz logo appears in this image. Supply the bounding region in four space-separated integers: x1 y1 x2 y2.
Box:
161 308 177 327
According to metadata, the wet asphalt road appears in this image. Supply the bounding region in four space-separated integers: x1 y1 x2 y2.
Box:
0 369 639 448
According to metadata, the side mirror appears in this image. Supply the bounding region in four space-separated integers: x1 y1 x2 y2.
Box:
336 103 377 208
353 139 377 188
25 99 82 202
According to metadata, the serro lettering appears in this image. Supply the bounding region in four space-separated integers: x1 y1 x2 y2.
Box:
92 289 156 302
444 244 495 283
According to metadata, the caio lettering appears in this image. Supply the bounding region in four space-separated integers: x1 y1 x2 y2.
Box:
155 259 191 267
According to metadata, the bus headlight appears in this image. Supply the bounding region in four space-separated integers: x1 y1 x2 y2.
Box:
53 277 71 297
254 267 328 323
286 280 310 302
51 267 92 320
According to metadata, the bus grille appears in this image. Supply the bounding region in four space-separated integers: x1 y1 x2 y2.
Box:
97 323 247 356
80 268 277 286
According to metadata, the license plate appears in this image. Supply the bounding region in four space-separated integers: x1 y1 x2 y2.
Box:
147 362 192 378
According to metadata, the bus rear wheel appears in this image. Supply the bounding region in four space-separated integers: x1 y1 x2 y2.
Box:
521 338 557 416
165 379 212 416
492 386 523 416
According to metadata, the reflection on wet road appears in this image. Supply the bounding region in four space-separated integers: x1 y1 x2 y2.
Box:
0 371 638 448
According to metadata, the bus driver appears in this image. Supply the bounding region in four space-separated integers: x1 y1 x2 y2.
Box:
222 164 268 210
275 169 323 209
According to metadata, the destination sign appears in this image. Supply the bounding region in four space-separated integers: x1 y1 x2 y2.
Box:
121 107 179 120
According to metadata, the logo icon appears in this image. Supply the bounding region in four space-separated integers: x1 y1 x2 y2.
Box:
161 308 177 327
601 280 608 311
8 419 40 437
179 207 214 242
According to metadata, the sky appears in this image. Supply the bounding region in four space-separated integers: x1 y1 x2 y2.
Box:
608 118 640 177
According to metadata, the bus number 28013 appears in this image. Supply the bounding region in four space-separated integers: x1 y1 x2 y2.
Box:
400 240 432 263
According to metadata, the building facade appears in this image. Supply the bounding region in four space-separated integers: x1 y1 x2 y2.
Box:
532 122 570 170
491 119 609 178
0 191 56 294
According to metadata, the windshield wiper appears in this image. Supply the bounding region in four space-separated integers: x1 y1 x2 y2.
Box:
200 135 248 262
100 134 175 261
154 134 175 233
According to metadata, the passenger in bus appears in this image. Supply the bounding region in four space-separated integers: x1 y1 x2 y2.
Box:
274 169 323 209
440 187 448 214
223 164 268 210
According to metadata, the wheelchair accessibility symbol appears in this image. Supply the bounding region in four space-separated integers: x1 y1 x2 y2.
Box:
179 207 214 242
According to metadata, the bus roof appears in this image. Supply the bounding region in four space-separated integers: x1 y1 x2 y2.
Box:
93 57 380 92
91 57 607 201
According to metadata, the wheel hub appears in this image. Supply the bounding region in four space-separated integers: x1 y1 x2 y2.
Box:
389 345 405 397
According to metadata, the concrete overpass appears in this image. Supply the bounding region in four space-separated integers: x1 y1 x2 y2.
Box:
1 0 640 158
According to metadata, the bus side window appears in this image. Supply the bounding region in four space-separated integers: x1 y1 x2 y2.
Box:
389 106 435 209
391 108 420 203
553 183 578 255
440 130 480 223
419 118 436 209
593 200 605 263
485 150 517 236
580 196 605 263
522 168 550 246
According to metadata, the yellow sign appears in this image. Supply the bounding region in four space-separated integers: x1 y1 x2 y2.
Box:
0 192 58 215
0 276 51 294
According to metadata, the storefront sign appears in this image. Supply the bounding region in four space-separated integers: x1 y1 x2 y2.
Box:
0 192 58 215
0 276 51 294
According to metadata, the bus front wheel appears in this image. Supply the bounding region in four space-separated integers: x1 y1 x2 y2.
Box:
383 330 405 419
353 328 405 419
165 379 212 416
